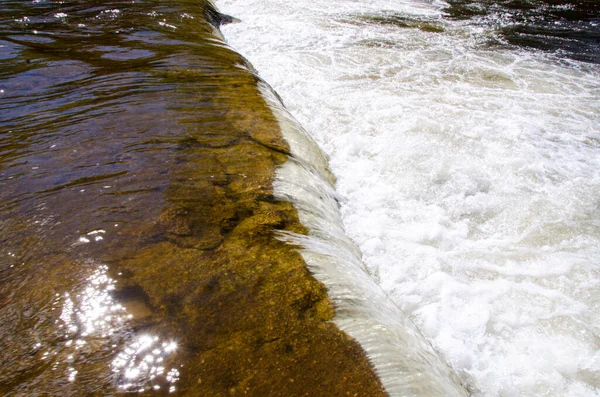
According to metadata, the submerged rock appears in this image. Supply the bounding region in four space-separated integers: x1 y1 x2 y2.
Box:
0 0 387 395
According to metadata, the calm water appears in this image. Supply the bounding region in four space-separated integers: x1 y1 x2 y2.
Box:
0 0 280 394
221 0 600 395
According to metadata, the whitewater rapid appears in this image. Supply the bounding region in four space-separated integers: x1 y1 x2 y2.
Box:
220 0 600 395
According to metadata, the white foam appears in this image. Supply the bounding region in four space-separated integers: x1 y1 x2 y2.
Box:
220 0 600 395
261 82 467 395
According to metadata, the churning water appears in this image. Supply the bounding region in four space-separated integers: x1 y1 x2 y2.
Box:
221 0 600 395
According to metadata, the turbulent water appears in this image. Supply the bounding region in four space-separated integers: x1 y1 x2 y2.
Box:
220 0 600 396
444 0 600 63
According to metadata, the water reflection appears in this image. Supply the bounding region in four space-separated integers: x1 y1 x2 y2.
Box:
113 335 179 393
58 265 127 339
0 0 217 393
46 265 180 392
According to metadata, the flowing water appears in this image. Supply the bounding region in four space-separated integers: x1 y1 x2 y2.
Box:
0 0 243 393
2 0 441 395
220 0 600 395
2 1 378 395
2 0 599 395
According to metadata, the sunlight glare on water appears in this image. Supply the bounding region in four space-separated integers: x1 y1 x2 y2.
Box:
220 0 600 395
54 265 180 392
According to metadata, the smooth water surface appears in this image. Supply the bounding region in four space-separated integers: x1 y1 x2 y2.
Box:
1 0 261 393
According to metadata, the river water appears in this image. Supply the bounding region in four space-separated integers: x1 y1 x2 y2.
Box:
2 0 599 395
220 0 600 396
3 1 366 395
0 0 244 393
1 0 432 395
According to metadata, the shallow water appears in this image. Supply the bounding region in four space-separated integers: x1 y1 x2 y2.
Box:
1 1 399 395
220 0 600 395
1 0 285 394
0 0 239 392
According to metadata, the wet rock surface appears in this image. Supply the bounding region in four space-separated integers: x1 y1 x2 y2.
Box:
0 0 387 395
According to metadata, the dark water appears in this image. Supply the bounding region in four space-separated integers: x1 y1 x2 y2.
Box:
443 0 600 63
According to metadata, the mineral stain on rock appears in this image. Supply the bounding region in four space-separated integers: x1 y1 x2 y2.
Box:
0 0 388 395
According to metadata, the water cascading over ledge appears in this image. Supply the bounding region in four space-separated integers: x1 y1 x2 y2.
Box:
207 4 470 393
255 79 469 396
217 0 600 395
0 0 467 394
0 0 382 395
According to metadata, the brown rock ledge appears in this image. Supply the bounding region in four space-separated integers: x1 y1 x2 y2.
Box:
105 11 389 397
0 0 389 395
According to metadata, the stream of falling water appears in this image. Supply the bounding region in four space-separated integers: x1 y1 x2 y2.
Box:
221 0 600 395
